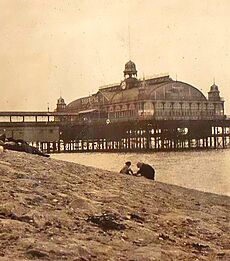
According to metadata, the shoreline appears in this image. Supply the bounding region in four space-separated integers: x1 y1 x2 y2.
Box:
53 153 229 198
51 150 230 197
0 151 229 260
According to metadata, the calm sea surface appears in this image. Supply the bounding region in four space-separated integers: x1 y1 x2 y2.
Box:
52 150 230 196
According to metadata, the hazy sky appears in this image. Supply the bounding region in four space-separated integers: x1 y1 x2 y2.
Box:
1 0 230 113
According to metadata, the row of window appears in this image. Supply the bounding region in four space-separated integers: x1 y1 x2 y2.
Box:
0 116 56 123
108 108 224 118
155 110 219 117
109 110 137 118
107 102 223 112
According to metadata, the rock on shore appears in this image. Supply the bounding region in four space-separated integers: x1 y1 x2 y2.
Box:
0 151 229 261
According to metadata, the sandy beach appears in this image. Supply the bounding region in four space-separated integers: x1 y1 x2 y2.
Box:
0 151 229 260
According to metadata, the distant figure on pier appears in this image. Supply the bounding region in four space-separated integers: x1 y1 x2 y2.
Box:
120 161 133 175
136 162 155 180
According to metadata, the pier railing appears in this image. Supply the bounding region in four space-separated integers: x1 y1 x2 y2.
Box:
0 112 78 124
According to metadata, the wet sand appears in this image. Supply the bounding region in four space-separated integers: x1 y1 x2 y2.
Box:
0 151 229 260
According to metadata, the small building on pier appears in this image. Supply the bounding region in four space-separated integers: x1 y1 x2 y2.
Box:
57 61 225 122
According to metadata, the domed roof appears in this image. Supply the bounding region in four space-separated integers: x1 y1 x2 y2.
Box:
111 88 139 103
57 97 65 104
125 60 136 69
66 98 83 111
123 60 137 77
109 81 207 104
210 83 219 92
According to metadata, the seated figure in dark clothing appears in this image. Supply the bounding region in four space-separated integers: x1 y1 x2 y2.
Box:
136 162 155 180
120 161 133 175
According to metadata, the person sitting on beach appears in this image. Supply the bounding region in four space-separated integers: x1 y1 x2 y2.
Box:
120 161 133 175
136 162 155 180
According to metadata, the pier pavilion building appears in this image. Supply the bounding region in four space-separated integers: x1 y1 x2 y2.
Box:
0 61 228 153
56 61 225 123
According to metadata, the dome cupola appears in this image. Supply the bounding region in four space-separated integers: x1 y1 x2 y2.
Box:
56 96 66 112
123 60 137 78
57 97 65 104
208 82 220 101
210 83 219 91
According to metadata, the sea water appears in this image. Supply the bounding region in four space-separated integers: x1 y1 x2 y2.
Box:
52 150 230 196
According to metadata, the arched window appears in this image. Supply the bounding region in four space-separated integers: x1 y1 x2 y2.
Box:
144 101 153 110
164 102 171 109
108 106 114 112
182 102 189 110
143 102 154 116
129 103 135 110
207 103 214 110
115 105 121 111
156 102 164 109
122 105 128 111
191 103 198 110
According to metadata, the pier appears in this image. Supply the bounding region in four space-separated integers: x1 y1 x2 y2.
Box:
56 118 230 153
1 111 230 153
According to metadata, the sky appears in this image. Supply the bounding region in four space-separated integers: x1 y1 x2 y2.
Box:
0 0 230 113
